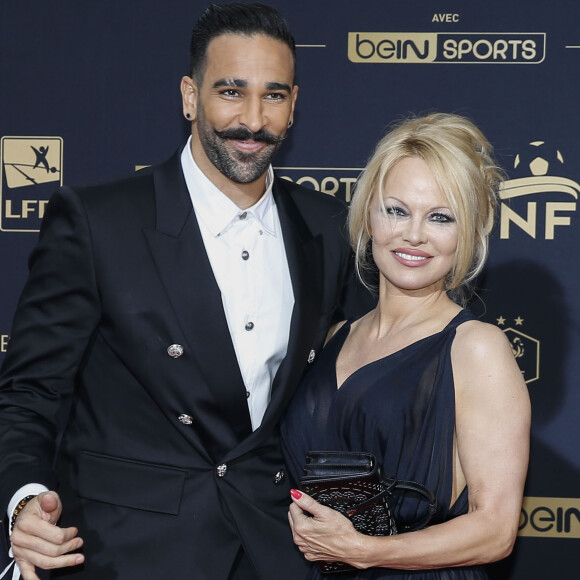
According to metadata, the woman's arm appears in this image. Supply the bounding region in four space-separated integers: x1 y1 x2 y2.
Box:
288 320 531 570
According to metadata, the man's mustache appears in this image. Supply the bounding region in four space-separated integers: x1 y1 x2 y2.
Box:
214 127 286 145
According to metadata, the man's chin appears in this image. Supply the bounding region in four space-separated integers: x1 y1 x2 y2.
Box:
231 156 273 176
229 169 269 184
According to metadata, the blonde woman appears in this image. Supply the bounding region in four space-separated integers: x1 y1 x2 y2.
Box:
281 113 530 579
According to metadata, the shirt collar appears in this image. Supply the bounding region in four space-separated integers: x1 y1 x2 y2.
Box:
180 137 277 238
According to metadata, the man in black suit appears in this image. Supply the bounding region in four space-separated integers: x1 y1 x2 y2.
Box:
0 3 369 579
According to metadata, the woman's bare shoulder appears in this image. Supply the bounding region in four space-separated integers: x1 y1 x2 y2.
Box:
453 319 510 357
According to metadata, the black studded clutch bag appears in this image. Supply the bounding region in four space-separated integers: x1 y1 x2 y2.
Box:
300 451 437 574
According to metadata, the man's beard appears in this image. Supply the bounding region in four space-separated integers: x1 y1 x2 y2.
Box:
196 109 286 184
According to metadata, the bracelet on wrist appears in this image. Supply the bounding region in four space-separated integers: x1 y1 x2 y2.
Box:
10 494 37 533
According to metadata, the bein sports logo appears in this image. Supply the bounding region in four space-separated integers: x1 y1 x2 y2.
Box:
500 141 580 240
347 32 545 64
276 166 362 204
0 136 63 232
519 497 580 538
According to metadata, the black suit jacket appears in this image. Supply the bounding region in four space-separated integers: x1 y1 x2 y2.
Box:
0 151 370 579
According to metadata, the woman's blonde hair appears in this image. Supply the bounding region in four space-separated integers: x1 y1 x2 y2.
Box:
348 112 503 304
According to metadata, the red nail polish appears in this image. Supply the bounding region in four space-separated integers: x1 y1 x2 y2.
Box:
290 489 302 499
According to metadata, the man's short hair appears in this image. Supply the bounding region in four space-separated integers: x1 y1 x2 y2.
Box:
189 2 296 84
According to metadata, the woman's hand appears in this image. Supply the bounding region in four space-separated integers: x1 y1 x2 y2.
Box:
288 489 368 569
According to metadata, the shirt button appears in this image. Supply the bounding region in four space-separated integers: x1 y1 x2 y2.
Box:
245 322 254 331
239 212 247 220
241 250 250 261
216 464 228 477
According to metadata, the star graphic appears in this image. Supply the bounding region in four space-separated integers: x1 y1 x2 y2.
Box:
497 316 506 325
515 317 524 326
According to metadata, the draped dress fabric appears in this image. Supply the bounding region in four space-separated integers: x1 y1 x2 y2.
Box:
281 309 488 579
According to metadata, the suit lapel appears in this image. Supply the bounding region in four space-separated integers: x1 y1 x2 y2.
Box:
143 152 253 441
270 179 324 401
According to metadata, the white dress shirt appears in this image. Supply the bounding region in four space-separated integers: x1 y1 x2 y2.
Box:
181 138 294 430
3 140 295 579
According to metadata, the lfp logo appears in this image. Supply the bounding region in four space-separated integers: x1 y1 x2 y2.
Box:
0 136 63 232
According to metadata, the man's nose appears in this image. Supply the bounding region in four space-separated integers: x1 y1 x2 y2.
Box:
239 96 266 133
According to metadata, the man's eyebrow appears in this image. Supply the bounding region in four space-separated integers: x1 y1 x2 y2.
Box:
212 78 292 93
213 78 248 89
265 81 292 92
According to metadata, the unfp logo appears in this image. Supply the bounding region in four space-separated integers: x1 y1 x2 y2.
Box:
348 32 545 64
276 167 362 204
0 136 63 232
500 141 579 240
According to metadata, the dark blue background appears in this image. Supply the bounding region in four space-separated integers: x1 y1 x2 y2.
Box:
1 1 579 577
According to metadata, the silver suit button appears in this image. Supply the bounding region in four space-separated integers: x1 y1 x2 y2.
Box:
273 470 286 485
308 349 316 364
178 414 193 425
167 344 184 358
216 464 228 477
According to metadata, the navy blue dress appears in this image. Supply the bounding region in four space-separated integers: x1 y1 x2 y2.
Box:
281 309 488 579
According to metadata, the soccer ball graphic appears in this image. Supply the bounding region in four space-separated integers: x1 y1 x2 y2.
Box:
513 141 564 176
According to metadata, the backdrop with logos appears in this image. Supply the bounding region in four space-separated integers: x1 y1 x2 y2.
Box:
1 1 579 577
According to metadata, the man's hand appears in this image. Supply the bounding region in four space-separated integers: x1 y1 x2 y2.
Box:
10 491 84 580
